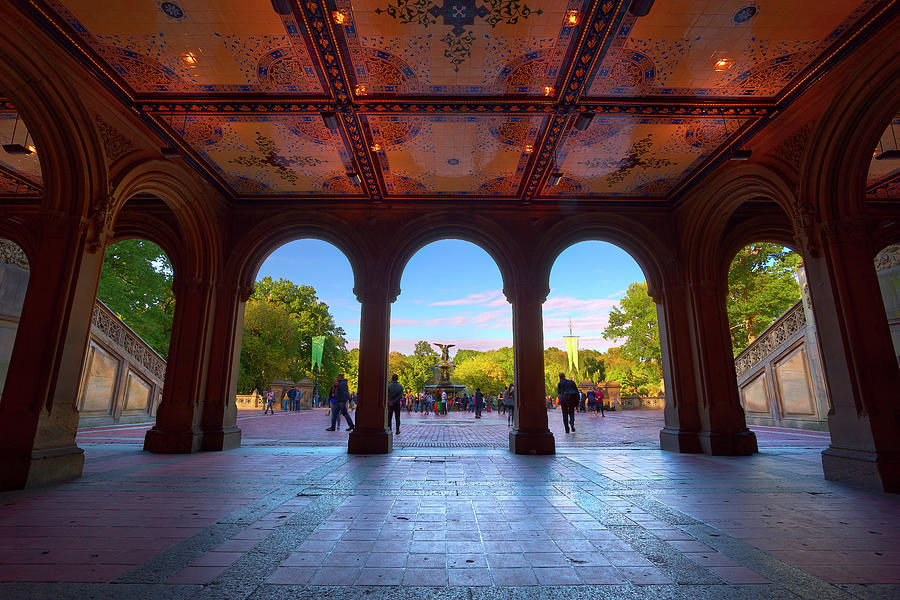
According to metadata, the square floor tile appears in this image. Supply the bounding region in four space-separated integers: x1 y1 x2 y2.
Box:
355 567 403 586
282 552 327 567
309 567 361 585
402 568 448 586
447 554 486 568
406 553 445 568
491 567 538 586
575 566 629 584
449 568 492 586
265 567 315 585
618 566 674 585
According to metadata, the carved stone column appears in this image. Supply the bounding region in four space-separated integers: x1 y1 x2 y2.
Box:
507 276 555 455
688 277 758 455
199 282 248 451
654 271 702 453
144 277 216 453
0 210 103 490
804 218 900 492
347 279 393 454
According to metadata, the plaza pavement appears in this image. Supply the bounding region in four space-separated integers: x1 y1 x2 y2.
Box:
0 410 896 599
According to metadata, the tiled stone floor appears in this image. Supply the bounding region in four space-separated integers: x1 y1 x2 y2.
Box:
1 411 896 599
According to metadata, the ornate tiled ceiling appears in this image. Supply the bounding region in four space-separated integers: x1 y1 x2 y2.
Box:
1 0 895 201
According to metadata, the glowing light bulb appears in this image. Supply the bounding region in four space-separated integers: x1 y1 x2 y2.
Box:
371 143 381 152
564 10 580 26
524 143 534 154
333 10 348 25
543 86 554 96
355 84 367 96
714 58 733 71
182 51 197 65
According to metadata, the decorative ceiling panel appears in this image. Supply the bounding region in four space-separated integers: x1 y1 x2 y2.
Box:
366 114 545 195
587 1 875 98
174 114 354 195
0 113 43 193
47 0 324 94
542 115 749 197
338 0 584 95
867 115 900 199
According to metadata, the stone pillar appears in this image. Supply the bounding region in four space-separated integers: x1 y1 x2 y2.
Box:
804 220 900 492
348 280 392 454
199 282 247 451
688 277 758 455
655 275 702 453
144 278 215 453
0 211 102 490
507 277 555 455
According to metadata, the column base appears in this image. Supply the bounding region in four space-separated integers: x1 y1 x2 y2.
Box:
0 445 85 491
698 429 758 456
201 427 242 451
143 427 203 453
509 429 555 455
659 427 701 453
348 429 392 454
822 446 900 493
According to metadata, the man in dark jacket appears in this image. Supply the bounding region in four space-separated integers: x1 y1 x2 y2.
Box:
557 373 579 434
387 374 403 435
474 388 484 418
326 374 354 431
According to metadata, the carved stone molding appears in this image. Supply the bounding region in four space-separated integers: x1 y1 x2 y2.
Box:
774 120 816 170
0 239 28 269
734 301 806 377
92 301 166 380
95 116 134 164
875 244 900 271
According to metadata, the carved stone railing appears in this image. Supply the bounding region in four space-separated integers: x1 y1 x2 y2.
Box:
734 301 805 377
91 301 166 380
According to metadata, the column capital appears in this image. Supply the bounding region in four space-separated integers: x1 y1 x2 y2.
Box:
503 276 549 304
354 280 399 304
85 195 115 252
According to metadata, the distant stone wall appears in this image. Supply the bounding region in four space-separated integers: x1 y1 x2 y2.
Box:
0 241 166 427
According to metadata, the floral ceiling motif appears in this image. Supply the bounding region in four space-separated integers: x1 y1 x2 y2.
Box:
0 0 891 201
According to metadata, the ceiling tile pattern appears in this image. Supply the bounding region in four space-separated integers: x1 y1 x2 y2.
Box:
367 114 544 195
339 0 584 95
174 114 353 195
587 0 876 98
47 0 324 93
1 0 892 200
544 115 748 197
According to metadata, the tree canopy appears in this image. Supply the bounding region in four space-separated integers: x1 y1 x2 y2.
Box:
96 239 174 358
237 277 349 394
727 243 802 354
602 282 662 395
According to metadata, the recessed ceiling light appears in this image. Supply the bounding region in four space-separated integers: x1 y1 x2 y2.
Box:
564 10 580 27
333 10 348 25
543 86 554 96
370 143 381 152
524 143 534 154
355 85 367 96
714 58 733 71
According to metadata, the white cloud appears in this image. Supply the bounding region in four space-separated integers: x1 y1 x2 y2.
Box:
428 289 507 307
606 289 626 298
542 295 619 314
391 309 511 330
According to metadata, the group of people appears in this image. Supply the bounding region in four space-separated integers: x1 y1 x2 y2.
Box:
314 371 604 436
262 386 305 414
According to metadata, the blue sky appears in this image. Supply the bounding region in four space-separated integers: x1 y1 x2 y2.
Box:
256 239 647 355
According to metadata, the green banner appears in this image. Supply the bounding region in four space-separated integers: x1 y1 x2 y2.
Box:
564 336 579 373
311 336 325 370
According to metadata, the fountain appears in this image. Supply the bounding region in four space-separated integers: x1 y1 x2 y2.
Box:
423 342 466 398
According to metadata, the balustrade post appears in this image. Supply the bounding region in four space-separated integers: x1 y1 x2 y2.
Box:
0 210 103 490
507 276 555 455
347 278 393 454
803 218 900 492
687 277 758 455
144 277 216 453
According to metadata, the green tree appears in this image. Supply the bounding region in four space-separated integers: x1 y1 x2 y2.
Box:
96 239 174 357
238 277 349 393
602 281 662 395
727 243 802 354
238 299 300 394
399 340 438 392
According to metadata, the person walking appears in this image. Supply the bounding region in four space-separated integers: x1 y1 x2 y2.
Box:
387 374 403 435
557 373 579 434
504 384 515 427
587 388 597 418
596 386 606 418
263 388 275 415
474 387 484 418
326 374 354 431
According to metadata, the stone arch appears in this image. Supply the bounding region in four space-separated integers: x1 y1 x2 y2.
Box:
0 4 107 217
535 215 668 302
110 209 185 282
387 215 517 302
802 26 900 222
230 213 366 301
683 164 799 285
110 161 222 283
718 205 799 286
